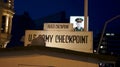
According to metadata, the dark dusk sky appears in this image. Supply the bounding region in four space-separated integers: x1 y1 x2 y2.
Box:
14 0 84 19
14 0 120 33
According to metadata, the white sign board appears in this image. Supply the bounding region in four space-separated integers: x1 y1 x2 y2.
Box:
70 16 89 31
44 23 73 31
25 30 93 53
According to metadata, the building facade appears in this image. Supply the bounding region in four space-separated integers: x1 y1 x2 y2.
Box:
0 0 14 47
94 17 120 56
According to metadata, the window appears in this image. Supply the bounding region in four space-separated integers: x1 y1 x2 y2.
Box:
1 16 6 33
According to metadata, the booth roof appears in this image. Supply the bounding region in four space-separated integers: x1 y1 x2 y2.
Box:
0 46 118 61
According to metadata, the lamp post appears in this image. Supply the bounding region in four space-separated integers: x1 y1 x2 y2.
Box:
84 0 88 31
97 15 120 54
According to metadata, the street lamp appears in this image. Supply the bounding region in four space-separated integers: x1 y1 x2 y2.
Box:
97 15 120 54
84 0 88 31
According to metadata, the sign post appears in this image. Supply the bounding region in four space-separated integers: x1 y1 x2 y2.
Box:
84 0 88 31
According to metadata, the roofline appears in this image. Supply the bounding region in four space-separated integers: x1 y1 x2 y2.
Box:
0 46 118 61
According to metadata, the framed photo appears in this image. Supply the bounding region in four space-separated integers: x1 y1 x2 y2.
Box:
70 16 89 31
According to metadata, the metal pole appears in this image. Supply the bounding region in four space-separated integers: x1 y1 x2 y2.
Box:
84 0 88 31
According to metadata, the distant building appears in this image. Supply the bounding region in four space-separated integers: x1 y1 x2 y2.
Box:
0 0 14 47
100 33 120 56
94 18 120 56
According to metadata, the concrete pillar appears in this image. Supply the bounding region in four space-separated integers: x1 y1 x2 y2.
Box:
5 15 9 33
9 16 13 34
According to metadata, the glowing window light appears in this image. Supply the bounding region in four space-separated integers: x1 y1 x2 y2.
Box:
111 33 115 36
5 16 9 33
93 50 97 53
106 33 110 36
100 46 104 49
9 0 11 2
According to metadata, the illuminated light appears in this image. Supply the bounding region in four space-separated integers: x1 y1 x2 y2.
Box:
9 0 11 2
6 16 9 27
3 41 9 48
93 50 96 53
111 33 115 36
100 46 103 48
8 3 11 6
106 33 110 36
99 63 102 66
5 16 9 33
